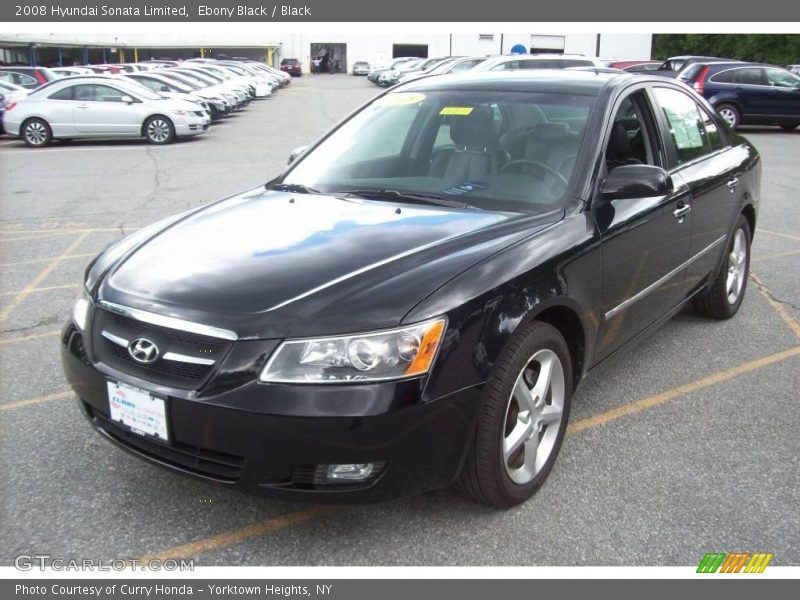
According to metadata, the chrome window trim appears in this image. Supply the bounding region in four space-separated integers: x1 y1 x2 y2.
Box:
97 300 238 341
605 235 728 320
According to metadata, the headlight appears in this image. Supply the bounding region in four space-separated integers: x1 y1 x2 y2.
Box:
171 110 188 116
72 292 91 331
259 318 446 384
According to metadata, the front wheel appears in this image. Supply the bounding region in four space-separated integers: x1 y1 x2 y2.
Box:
22 118 52 148
143 115 175 145
692 215 751 319
458 321 573 508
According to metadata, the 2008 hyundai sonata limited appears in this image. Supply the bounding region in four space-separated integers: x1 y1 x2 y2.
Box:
62 71 760 507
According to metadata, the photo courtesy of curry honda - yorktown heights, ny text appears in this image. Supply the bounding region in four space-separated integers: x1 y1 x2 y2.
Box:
62 70 759 508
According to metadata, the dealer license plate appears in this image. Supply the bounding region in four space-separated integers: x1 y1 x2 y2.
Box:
107 380 169 442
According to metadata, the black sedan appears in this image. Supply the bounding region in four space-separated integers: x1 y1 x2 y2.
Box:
62 71 760 508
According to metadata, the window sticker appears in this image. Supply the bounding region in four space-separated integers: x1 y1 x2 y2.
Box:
440 106 474 116
663 108 704 150
374 92 426 106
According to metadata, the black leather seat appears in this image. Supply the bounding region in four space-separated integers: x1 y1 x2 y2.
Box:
606 121 643 171
429 106 500 182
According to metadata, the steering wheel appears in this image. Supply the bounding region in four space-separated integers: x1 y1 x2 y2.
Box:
500 159 569 185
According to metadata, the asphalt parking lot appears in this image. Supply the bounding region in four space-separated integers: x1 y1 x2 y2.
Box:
1 74 798 567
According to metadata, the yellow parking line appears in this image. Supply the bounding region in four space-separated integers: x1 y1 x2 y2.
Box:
137 506 339 562
0 253 96 269
0 231 89 322
0 232 81 243
0 284 78 298
0 330 61 345
751 273 800 339
568 345 800 434
758 228 800 242
0 390 72 412
0 228 132 236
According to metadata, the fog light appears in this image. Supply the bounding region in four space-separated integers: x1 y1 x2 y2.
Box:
326 463 382 482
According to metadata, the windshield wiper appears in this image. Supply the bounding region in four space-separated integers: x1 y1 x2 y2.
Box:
340 189 479 209
265 182 322 194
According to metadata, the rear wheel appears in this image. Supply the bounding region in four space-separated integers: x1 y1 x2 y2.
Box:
692 215 751 319
716 104 740 129
458 321 573 508
22 118 52 148
143 115 175 145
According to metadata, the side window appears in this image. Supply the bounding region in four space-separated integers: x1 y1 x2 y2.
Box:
698 108 725 151
48 87 75 100
653 87 711 165
711 69 736 84
73 85 129 102
765 68 800 88
135 78 163 92
736 68 765 86
605 92 659 170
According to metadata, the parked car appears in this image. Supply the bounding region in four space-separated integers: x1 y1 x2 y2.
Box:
367 57 419 82
121 73 213 120
3 75 210 147
787 64 800 75
677 61 800 129
0 66 58 89
62 70 760 507
473 53 604 71
280 58 302 77
156 70 237 114
0 92 6 133
398 56 488 84
376 58 424 86
609 60 662 72
653 55 732 78
0 79 30 102
352 61 370 75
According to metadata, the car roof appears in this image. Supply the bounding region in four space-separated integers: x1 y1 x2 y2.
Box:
399 69 632 95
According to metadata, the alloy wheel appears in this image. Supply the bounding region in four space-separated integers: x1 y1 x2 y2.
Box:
24 122 48 146
147 119 170 143
726 228 747 304
719 107 737 128
502 348 566 485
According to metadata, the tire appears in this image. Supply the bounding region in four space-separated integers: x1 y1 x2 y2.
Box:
143 115 175 145
692 214 751 319
21 118 52 148
458 321 573 508
716 104 740 130
779 122 800 131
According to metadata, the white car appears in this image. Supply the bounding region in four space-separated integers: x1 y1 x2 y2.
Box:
2 75 210 147
0 80 30 102
473 53 604 71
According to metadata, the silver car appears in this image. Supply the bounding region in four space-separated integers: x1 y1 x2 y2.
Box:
2 75 210 147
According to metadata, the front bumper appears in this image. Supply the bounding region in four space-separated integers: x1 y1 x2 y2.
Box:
174 115 211 137
61 324 480 502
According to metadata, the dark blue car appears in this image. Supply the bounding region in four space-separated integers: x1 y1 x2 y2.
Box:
678 61 800 130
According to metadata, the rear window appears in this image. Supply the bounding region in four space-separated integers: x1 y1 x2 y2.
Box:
678 64 706 81
281 59 299 65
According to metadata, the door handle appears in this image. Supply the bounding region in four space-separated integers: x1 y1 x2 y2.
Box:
727 177 739 193
673 203 691 222
77 104 89 109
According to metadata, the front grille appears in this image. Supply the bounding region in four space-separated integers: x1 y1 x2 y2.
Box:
91 308 233 390
92 407 244 482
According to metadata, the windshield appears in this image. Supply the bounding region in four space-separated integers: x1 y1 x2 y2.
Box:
282 89 595 212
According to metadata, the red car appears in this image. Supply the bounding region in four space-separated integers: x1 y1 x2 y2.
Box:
280 58 302 77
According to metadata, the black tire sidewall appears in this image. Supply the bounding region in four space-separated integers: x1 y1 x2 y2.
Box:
482 322 573 505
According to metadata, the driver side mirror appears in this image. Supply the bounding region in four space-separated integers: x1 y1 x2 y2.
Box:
120 95 135 104
601 164 673 200
288 145 309 164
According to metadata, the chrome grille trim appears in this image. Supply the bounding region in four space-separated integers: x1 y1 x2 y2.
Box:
97 300 237 341
101 330 216 366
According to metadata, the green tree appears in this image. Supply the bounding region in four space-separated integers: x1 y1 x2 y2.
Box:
652 34 800 66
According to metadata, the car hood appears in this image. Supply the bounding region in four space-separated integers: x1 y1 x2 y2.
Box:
99 188 561 339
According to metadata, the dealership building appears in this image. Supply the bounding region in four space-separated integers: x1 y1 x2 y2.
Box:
0 32 651 71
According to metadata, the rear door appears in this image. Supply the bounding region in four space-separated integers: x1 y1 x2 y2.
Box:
650 86 744 296
41 85 80 136
763 68 800 119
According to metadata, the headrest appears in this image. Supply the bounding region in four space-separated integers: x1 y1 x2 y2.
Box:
449 105 498 149
606 121 631 162
530 122 570 143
